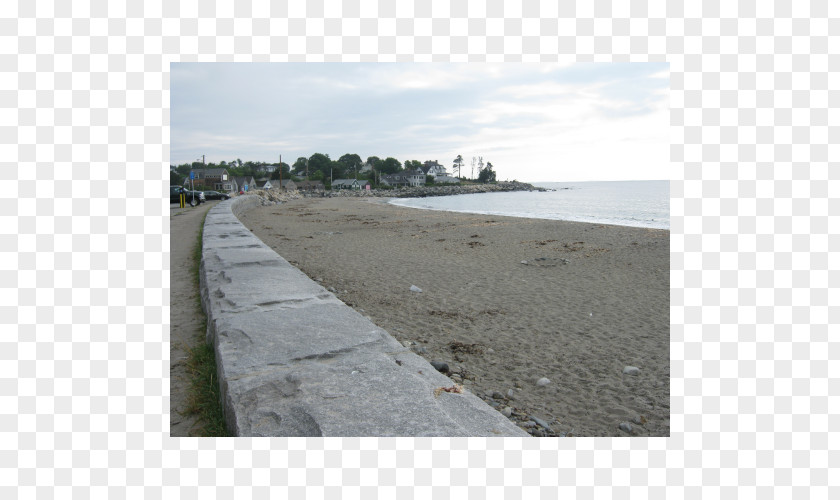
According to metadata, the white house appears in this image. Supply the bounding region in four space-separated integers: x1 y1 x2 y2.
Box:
422 160 449 179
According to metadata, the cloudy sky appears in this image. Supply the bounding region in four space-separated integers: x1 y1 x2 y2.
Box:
171 62 669 182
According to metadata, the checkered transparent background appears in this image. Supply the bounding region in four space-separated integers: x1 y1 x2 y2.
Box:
3 0 837 497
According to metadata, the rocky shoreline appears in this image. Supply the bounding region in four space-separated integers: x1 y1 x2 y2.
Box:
335 181 549 198
249 181 549 205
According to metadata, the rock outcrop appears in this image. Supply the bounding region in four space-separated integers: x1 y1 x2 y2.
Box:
243 181 548 203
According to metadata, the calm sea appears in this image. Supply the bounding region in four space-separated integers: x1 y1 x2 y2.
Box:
389 180 670 230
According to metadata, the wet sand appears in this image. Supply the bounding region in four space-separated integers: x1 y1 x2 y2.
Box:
238 196 669 436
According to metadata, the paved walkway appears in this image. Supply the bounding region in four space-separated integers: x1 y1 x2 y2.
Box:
169 201 216 436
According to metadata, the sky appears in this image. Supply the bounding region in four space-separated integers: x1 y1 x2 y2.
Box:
170 62 669 182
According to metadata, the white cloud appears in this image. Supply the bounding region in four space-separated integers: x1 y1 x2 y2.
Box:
171 62 669 181
366 65 478 90
427 80 668 182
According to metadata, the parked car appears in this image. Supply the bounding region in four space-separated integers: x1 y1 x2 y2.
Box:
170 186 205 206
201 190 230 200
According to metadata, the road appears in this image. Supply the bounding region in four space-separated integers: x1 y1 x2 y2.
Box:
169 200 217 436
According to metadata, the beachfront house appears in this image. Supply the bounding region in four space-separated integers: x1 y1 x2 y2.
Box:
234 176 257 193
379 173 406 187
405 169 426 186
331 178 371 190
279 179 297 191
380 169 425 188
421 160 449 179
186 168 235 193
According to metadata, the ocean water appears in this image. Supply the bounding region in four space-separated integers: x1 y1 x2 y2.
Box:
389 180 670 230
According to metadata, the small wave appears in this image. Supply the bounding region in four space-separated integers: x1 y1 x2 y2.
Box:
390 181 669 230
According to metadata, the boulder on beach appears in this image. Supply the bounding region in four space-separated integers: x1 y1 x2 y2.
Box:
623 366 641 376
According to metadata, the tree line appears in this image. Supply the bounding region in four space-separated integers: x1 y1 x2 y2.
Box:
170 152 496 187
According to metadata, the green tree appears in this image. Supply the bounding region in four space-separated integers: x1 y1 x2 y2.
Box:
338 153 363 178
380 157 401 175
270 162 290 180
307 153 332 179
176 163 192 178
478 162 497 183
170 170 183 186
365 156 382 182
365 156 381 170
328 160 345 181
403 159 422 171
292 157 308 175
453 155 463 178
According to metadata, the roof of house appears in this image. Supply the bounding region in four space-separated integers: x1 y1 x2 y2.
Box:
381 174 420 186
421 160 444 174
191 168 229 177
332 179 369 187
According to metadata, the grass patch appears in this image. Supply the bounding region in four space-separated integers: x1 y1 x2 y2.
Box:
192 211 207 309
183 342 228 436
183 208 231 437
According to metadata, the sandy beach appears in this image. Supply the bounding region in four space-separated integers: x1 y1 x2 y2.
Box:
237 196 669 436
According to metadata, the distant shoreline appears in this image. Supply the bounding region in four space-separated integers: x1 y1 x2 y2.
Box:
324 180 550 198
248 181 550 203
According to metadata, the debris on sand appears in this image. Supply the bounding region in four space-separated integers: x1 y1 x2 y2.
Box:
434 385 464 397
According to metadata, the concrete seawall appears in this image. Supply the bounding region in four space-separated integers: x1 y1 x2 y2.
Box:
199 196 529 437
